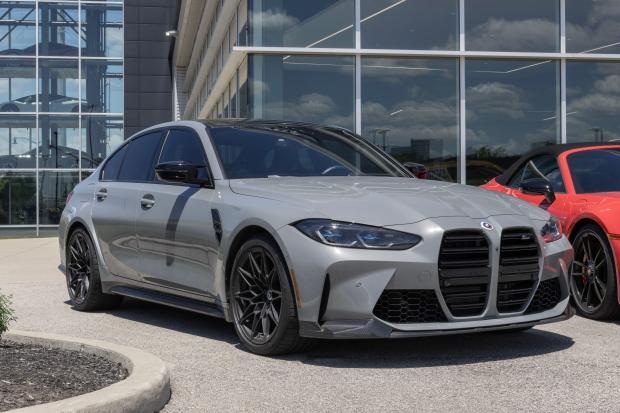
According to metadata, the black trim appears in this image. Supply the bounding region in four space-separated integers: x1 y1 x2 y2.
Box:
211 208 223 243
318 274 331 323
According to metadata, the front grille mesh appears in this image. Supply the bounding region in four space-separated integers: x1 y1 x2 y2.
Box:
373 290 447 323
497 228 540 312
438 231 490 317
525 278 562 314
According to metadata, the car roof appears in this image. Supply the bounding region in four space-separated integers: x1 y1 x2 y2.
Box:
496 142 620 185
202 119 349 131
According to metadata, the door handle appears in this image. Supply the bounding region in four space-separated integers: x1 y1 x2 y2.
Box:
140 194 155 209
96 187 107 201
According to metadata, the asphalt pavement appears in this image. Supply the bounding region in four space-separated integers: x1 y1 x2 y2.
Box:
1 237 619 412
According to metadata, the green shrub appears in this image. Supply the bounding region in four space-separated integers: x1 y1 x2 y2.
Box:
0 292 15 338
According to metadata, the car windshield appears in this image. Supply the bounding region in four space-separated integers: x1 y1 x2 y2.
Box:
567 148 620 193
209 125 409 179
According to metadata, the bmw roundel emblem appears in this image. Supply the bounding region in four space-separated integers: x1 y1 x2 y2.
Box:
480 221 494 231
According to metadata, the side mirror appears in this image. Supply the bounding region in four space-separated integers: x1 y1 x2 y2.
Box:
155 161 210 186
520 178 555 204
403 162 428 179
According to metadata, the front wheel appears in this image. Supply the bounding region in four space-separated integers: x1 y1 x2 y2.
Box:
230 234 310 355
570 224 620 320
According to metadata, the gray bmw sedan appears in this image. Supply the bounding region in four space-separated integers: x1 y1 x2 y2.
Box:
59 120 574 355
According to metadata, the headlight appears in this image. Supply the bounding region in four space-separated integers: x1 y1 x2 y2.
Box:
293 219 421 250
541 216 562 243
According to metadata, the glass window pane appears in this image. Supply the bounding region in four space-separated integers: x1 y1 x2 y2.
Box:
0 1 36 55
0 58 36 113
249 55 354 130
82 60 123 113
361 0 458 50
238 58 249 118
466 59 560 185
81 3 123 57
38 115 80 168
567 61 620 142
39 59 79 113
0 115 36 168
567 0 620 54
249 0 354 48
39 2 80 57
82 115 123 168
39 171 79 225
0 171 36 225
118 131 163 182
465 0 559 52
361 57 459 182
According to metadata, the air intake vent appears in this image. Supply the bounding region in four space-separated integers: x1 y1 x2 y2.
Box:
438 231 490 317
373 290 446 323
525 277 562 314
497 228 540 313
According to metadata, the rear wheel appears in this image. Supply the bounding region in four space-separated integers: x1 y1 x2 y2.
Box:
230 234 310 355
570 224 620 320
66 228 122 311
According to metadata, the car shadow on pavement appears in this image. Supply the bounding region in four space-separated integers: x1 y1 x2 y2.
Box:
99 298 239 344
277 329 575 369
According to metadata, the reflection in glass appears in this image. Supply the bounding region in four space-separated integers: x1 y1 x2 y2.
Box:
249 55 354 129
0 2 36 55
39 2 80 56
249 0 354 48
466 59 560 185
39 59 80 113
82 60 123 113
361 57 459 182
81 116 123 168
361 0 458 50
38 115 80 169
567 62 620 142
0 171 36 225
81 3 123 57
39 171 79 225
0 58 36 112
466 0 559 52
0 115 36 168
567 0 620 54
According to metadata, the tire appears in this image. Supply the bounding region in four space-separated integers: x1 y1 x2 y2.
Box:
570 224 620 320
229 234 311 355
65 228 122 311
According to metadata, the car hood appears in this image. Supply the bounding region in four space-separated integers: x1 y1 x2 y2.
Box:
229 176 549 226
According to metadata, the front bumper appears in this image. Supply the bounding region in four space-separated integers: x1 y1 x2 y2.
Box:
277 215 574 339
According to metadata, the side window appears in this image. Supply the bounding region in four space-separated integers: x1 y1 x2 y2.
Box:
511 155 566 192
157 129 210 181
100 144 128 181
118 131 164 182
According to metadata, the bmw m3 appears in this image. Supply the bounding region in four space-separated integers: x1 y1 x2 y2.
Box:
59 120 574 355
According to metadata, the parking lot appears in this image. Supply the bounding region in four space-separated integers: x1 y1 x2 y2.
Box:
1 237 619 412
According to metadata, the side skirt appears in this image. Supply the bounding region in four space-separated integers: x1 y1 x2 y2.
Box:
109 285 226 319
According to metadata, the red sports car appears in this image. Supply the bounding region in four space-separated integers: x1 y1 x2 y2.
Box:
482 143 620 320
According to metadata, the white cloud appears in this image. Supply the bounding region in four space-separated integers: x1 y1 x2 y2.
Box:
254 10 299 30
467 18 557 51
466 82 527 119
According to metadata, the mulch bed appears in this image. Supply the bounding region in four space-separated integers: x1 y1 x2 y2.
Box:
0 340 128 411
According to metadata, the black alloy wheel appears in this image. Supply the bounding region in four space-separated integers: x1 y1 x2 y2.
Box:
570 224 620 319
233 246 282 344
67 231 92 305
230 235 310 355
65 228 122 311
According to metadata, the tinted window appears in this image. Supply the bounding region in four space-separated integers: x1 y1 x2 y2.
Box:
101 144 128 181
568 149 620 193
508 155 566 192
118 131 163 182
158 129 210 181
210 126 407 179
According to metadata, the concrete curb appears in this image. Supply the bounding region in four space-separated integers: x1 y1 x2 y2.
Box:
4 330 171 413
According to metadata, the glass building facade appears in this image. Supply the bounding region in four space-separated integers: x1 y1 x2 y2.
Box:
0 0 123 236
176 0 620 186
